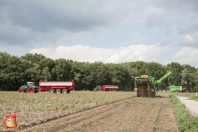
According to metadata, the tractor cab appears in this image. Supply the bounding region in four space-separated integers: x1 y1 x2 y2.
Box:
27 82 35 88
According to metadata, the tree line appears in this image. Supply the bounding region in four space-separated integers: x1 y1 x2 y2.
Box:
0 52 198 92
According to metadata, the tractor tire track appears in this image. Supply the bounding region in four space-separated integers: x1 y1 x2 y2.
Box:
154 100 179 132
80 98 152 132
136 106 161 132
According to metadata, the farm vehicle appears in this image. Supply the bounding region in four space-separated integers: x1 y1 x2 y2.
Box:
18 80 75 94
102 85 118 91
18 82 39 93
39 80 75 94
168 85 185 92
93 86 101 91
93 85 118 91
134 71 171 98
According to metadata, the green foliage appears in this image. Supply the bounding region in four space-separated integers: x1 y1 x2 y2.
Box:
89 62 107 85
169 95 198 132
188 96 198 101
166 62 183 85
55 58 72 81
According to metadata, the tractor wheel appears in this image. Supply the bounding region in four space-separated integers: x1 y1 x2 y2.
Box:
49 89 54 93
56 89 61 94
18 89 23 93
67 90 70 93
34 88 38 93
24 88 28 93
28 88 34 93
62 89 68 94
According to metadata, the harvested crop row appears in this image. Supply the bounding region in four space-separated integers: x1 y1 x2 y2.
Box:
22 95 179 132
22 98 134 132
0 91 134 131
77 97 178 132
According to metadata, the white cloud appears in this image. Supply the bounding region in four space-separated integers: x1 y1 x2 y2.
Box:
171 47 198 67
29 44 198 67
30 44 172 64
185 32 198 43
185 34 194 43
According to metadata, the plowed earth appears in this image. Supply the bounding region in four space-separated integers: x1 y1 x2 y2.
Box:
21 96 178 132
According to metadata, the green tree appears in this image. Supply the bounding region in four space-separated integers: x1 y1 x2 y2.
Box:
166 62 183 86
54 59 72 81
181 65 197 92
89 62 107 86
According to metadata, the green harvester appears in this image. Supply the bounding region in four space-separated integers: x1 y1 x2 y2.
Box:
134 71 172 97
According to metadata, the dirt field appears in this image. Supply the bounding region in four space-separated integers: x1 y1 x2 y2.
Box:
21 95 178 132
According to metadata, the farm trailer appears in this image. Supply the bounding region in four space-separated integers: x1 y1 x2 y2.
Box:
18 80 75 94
102 85 118 91
39 80 75 94
93 85 119 91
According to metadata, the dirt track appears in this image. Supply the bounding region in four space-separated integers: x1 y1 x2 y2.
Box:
20 96 178 132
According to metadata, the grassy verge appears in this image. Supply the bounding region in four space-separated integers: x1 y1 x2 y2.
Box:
188 96 198 101
169 95 198 132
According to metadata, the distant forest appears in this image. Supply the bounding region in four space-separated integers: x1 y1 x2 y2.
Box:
0 52 198 92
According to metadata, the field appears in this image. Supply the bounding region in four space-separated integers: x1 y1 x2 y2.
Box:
0 91 190 132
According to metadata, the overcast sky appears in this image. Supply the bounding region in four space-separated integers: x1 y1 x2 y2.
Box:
0 0 198 67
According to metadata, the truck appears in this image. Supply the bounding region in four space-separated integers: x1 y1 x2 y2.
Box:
39 80 75 94
168 85 185 92
93 85 118 91
134 71 171 98
18 82 39 93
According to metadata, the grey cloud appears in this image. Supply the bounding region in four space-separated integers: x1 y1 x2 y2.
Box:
179 38 198 49
155 0 198 12
144 0 198 47
0 0 137 32
0 0 139 46
177 20 198 35
0 1 104 32
1 0 198 49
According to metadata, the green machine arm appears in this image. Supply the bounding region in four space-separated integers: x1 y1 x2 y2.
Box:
154 71 172 87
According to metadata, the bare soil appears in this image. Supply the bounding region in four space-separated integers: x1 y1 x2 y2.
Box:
20 96 178 132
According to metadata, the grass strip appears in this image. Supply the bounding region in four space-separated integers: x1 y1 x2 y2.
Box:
188 96 198 101
169 95 198 132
